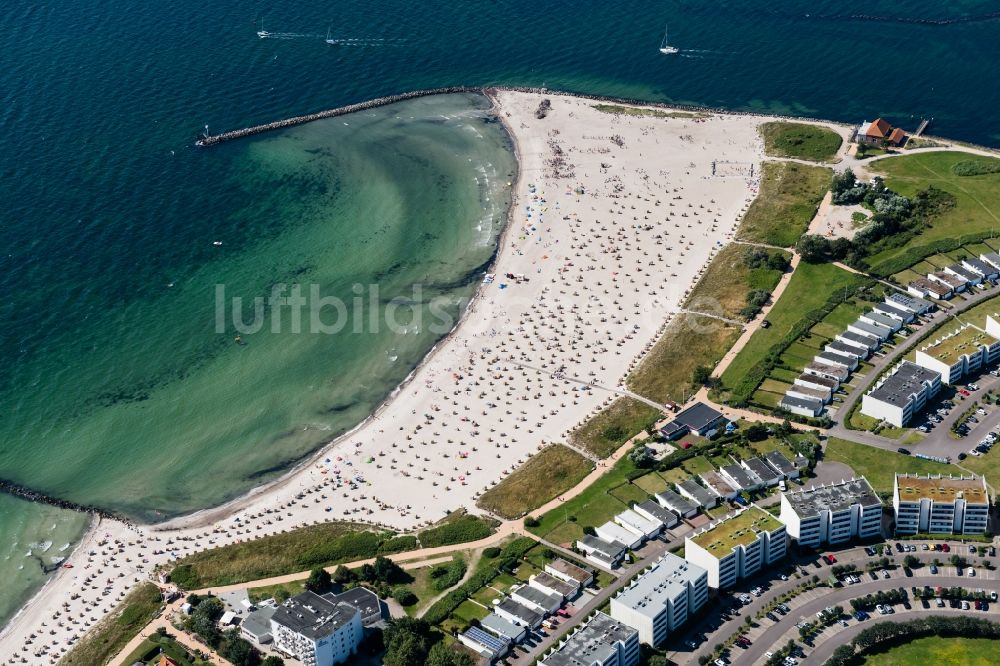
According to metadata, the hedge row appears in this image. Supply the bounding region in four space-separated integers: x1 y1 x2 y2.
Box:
422 537 535 626
825 616 1000 666
418 515 495 548
863 230 998 278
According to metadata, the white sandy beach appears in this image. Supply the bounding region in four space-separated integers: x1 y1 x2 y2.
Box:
0 91 770 664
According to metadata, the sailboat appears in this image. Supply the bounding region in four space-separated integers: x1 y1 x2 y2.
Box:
256 18 271 39
325 25 338 45
659 23 678 54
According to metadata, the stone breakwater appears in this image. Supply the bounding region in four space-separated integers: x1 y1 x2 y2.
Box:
194 85 792 146
0 478 130 525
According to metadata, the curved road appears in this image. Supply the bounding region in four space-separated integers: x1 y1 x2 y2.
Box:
805 604 1000 664
741 574 1000 665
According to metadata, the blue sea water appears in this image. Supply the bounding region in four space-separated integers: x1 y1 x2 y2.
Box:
0 0 998 627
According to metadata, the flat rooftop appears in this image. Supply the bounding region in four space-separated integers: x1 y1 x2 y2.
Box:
920 324 998 365
690 506 782 554
613 553 705 617
785 477 880 515
867 361 939 408
541 611 635 666
896 474 989 504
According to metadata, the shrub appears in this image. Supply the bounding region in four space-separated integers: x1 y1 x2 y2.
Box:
419 515 494 548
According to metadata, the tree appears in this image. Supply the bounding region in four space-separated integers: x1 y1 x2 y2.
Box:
374 556 405 584
745 422 769 442
383 618 433 666
693 365 714 386
629 445 654 467
219 630 261 666
903 554 919 569
305 567 332 593
262 658 285 666
427 642 475 666
333 565 356 584
393 586 418 606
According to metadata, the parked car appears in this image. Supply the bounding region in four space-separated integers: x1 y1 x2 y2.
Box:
962 601 971 610
823 554 837 564
882 570 890 579
897 447 911 455
930 564 938 574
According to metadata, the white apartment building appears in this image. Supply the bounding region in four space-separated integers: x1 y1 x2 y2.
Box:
893 474 990 535
914 322 1000 385
270 592 363 666
779 477 882 548
540 611 640 666
684 506 787 589
610 553 708 647
861 360 941 427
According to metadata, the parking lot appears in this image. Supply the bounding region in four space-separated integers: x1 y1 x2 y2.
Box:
667 536 1000 665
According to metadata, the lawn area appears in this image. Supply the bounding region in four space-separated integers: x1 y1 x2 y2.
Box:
121 633 212 666
528 457 640 545
760 121 843 162
167 522 412 589
477 444 592 518
632 471 670 495
61 582 163 666
862 635 1000 666
569 396 661 458
824 437 955 495
402 555 469 616
863 151 1000 275
719 262 866 400
736 161 832 247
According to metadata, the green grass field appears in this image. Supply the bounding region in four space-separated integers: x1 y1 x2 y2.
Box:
824 437 955 494
121 634 213 666
528 457 643 545
760 121 843 162
864 151 1000 274
720 262 865 391
477 444 592 518
736 161 832 247
862 635 1000 665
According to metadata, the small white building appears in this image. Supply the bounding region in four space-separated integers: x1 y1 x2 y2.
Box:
577 535 626 570
780 394 824 417
632 499 679 529
615 509 663 539
545 558 593 589
511 584 562 615
656 490 699 518
596 521 644 550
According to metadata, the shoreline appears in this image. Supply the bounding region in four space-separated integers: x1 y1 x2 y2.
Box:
154 90 522 532
7 88 996 663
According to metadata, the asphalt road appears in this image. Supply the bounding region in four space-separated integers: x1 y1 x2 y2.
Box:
741 574 1000 665
666 537 999 665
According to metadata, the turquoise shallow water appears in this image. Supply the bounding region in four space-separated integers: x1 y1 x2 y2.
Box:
0 495 89 628
1 0 998 628
0 92 514 520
